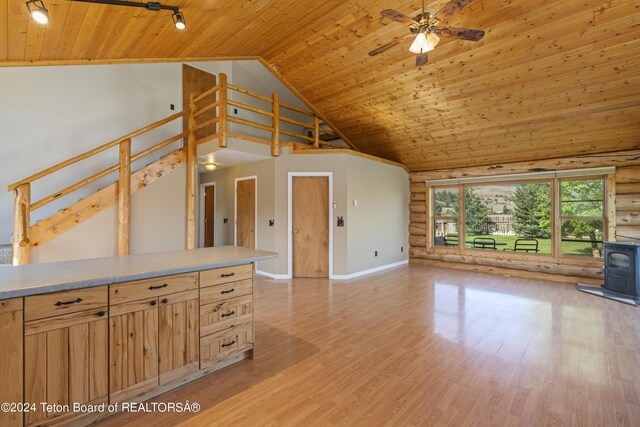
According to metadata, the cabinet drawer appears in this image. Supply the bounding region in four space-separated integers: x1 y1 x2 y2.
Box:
200 321 253 368
200 279 253 305
25 286 107 321
110 272 198 304
200 264 253 288
200 294 253 336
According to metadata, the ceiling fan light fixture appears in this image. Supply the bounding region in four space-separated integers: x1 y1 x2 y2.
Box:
204 162 217 171
172 10 186 30
26 0 49 25
409 32 440 54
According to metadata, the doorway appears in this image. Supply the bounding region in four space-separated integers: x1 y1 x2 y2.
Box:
235 176 257 249
288 173 332 278
200 183 216 248
182 64 216 139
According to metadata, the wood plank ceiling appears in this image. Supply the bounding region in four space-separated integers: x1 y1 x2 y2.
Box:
1 0 639 171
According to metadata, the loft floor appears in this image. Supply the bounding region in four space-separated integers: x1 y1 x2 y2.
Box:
99 265 640 425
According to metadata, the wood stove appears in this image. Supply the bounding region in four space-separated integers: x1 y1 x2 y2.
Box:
603 242 640 298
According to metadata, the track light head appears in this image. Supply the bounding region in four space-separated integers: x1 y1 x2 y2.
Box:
172 10 186 30
26 0 49 25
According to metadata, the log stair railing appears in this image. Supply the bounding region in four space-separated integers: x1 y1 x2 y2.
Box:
8 73 348 266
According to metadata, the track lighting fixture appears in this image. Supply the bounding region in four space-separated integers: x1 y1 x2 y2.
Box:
26 0 50 25
172 10 186 30
28 0 187 29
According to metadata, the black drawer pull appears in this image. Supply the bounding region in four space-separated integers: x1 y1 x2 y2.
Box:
221 272 236 278
54 298 83 306
221 310 236 318
221 288 235 294
148 284 168 290
97 310 106 317
150 300 157 306
221 340 236 348
162 298 169 304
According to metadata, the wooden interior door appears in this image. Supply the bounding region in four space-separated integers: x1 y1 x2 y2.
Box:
158 290 199 385
24 311 108 426
292 176 329 278
182 64 216 140
204 185 215 247
109 299 159 403
236 179 256 249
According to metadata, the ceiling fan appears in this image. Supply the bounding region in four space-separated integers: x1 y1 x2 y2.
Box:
369 0 485 67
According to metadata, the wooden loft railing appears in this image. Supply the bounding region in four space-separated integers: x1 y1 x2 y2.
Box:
189 73 346 154
7 72 347 266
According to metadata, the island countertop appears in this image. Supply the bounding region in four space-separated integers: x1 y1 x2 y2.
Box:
0 246 277 299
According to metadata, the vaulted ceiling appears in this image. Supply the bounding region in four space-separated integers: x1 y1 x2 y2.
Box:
2 0 639 171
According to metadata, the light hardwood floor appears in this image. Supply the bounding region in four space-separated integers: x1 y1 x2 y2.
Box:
99 265 640 426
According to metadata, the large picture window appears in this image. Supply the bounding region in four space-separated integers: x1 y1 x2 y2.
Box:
428 175 608 260
464 182 552 254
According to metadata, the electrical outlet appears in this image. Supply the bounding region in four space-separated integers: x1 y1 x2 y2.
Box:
170 104 175 110
233 108 238 114
401 246 404 252
375 250 378 257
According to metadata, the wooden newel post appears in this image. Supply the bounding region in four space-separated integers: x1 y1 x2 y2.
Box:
218 73 228 148
272 92 280 157
12 183 31 265
118 139 131 256
186 93 198 250
313 116 320 148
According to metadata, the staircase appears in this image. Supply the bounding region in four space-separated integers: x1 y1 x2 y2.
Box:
7 73 348 266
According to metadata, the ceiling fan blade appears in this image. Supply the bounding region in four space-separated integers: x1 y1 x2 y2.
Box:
435 0 474 18
435 27 485 41
380 9 419 26
416 52 429 67
368 35 410 56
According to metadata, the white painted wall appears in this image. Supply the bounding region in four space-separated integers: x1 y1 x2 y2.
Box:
200 147 409 277
0 63 183 247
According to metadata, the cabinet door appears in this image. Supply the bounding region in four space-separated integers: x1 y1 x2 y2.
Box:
109 298 159 403
158 290 199 385
24 308 108 426
0 299 23 427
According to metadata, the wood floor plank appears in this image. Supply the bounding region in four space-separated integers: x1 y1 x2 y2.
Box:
97 265 640 426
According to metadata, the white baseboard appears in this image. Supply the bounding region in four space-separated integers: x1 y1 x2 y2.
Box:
256 270 291 280
330 260 409 280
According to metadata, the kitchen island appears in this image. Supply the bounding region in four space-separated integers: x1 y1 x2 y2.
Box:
0 246 277 427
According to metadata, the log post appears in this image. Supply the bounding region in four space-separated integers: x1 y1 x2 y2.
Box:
218 73 228 148
271 92 280 156
12 183 31 265
186 93 198 250
313 115 320 148
118 139 131 256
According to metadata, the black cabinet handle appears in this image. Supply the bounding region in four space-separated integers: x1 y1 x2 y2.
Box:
150 300 157 306
221 340 236 348
54 298 83 306
221 310 236 318
148 284 168 290
97 310 106 317
221 288 235 295
162 298 169 304
221 273 235 278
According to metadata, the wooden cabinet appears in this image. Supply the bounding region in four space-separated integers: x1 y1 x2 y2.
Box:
0 262 256 426
0 298 23 427
109 297 159 404
23 287 108 427
109 272 200 402
199 265 255 370
158 290 199 385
